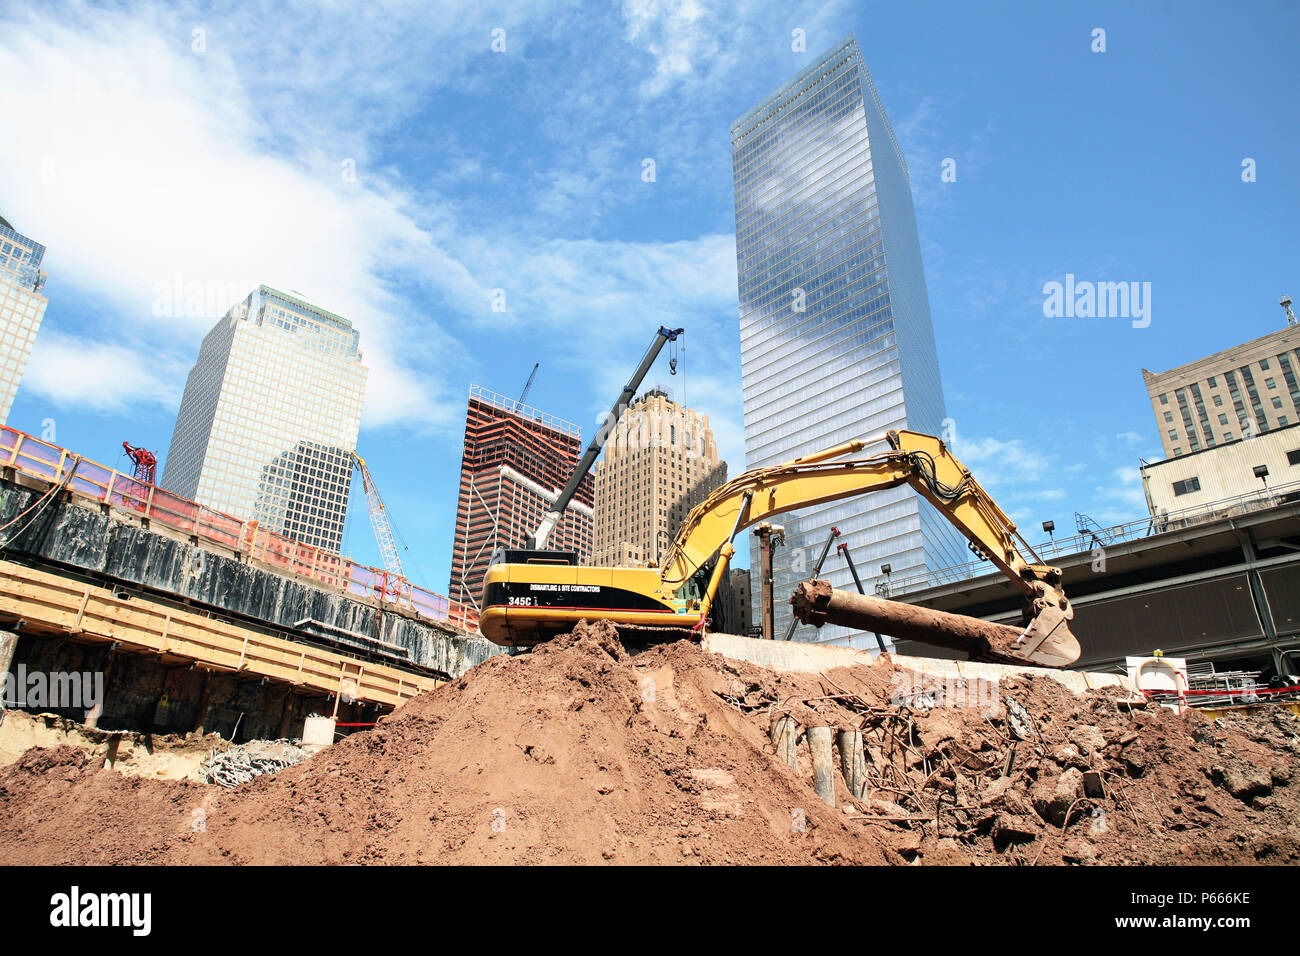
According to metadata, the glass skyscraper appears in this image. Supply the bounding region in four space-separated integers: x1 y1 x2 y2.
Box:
730 37 965 647
161 285 367 552
0 213 49 424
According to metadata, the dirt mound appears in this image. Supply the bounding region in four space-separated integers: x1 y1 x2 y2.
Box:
1 621 1297 865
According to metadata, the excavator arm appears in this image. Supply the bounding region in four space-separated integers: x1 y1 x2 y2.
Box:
658 430 1077 666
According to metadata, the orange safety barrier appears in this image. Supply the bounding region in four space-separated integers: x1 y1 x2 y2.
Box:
0 425 479 632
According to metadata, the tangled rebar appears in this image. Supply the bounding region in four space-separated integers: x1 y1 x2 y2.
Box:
202 743 309 788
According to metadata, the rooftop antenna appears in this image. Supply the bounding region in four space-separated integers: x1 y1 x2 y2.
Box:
1281 294 1297 328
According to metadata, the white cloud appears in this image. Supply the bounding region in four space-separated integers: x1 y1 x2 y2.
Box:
622 0 719 99
0 1 768 434
22 333 184 413
0 5 486 430
1091 464 1148 524
949 433 1055 486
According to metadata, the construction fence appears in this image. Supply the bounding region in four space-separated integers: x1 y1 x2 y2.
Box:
0 425 478 633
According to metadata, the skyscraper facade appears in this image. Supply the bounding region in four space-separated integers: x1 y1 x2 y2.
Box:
592 388 728 568
449 385 594 609
0 213 49 424
1142 322 1300 459
160 285 367 551
730 37 965 646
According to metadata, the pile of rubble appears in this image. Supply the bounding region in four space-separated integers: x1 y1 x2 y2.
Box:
0 621 1295 865
735 648 1300 864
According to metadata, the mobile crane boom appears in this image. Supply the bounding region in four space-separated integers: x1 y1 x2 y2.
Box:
526 326 682 550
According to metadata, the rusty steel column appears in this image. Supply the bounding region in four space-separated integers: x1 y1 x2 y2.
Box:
790 579 1073 667
753 523 783 641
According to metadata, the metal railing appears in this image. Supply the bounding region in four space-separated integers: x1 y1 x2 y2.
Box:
887 478 1300 596
0 424 479 633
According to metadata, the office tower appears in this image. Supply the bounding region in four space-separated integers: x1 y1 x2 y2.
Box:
0 213 49 423
730 37 964 646
449 385 594 609
717 567 753 636
592 387 728 567
1142 322 1300 458
160 285 367 551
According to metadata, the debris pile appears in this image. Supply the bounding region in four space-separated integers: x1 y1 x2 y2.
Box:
732 645 1300 864
0 621 1296 865
201 741 312 789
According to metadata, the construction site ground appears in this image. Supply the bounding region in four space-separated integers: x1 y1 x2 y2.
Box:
1 621 1298 865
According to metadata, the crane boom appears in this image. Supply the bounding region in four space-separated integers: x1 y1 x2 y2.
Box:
352 452 404 580
516 363 539 409
121 442 157 485
526 325 683 550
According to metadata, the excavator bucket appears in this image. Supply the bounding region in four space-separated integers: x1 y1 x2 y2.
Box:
789 580 1082 669
1007 601 1081 669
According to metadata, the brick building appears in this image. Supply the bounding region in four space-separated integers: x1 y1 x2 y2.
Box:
449 385 593 608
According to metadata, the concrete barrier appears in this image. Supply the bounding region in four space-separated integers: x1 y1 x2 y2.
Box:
701 632 1134 694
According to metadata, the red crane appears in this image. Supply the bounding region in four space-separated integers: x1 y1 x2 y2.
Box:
122 442 157 485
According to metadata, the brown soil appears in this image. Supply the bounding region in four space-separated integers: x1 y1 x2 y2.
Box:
1 621 1297 865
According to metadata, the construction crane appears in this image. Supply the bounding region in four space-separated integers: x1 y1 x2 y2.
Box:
121 442 157 485
516 363 540 410
350 452 407 599
525 325 683 550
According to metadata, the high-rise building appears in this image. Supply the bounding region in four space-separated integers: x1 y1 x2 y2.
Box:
160 285 367 551
450 385 594 609
1142 321 1300 459
730 37 965 646
715 567 753 636
0 213 49 424
592 388 728 568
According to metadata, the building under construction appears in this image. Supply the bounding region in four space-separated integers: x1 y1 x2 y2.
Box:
448 385 593 610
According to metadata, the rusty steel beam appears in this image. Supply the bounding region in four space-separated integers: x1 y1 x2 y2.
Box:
789 579 1077 668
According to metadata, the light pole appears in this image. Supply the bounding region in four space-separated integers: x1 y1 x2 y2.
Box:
1253 464 1273 505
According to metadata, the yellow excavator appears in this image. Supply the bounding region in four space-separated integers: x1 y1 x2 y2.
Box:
479 428 1080 668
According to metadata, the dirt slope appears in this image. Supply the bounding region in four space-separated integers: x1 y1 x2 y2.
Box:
1 621 1297 865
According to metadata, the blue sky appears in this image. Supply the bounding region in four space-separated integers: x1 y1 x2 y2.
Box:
1 0 1297 593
